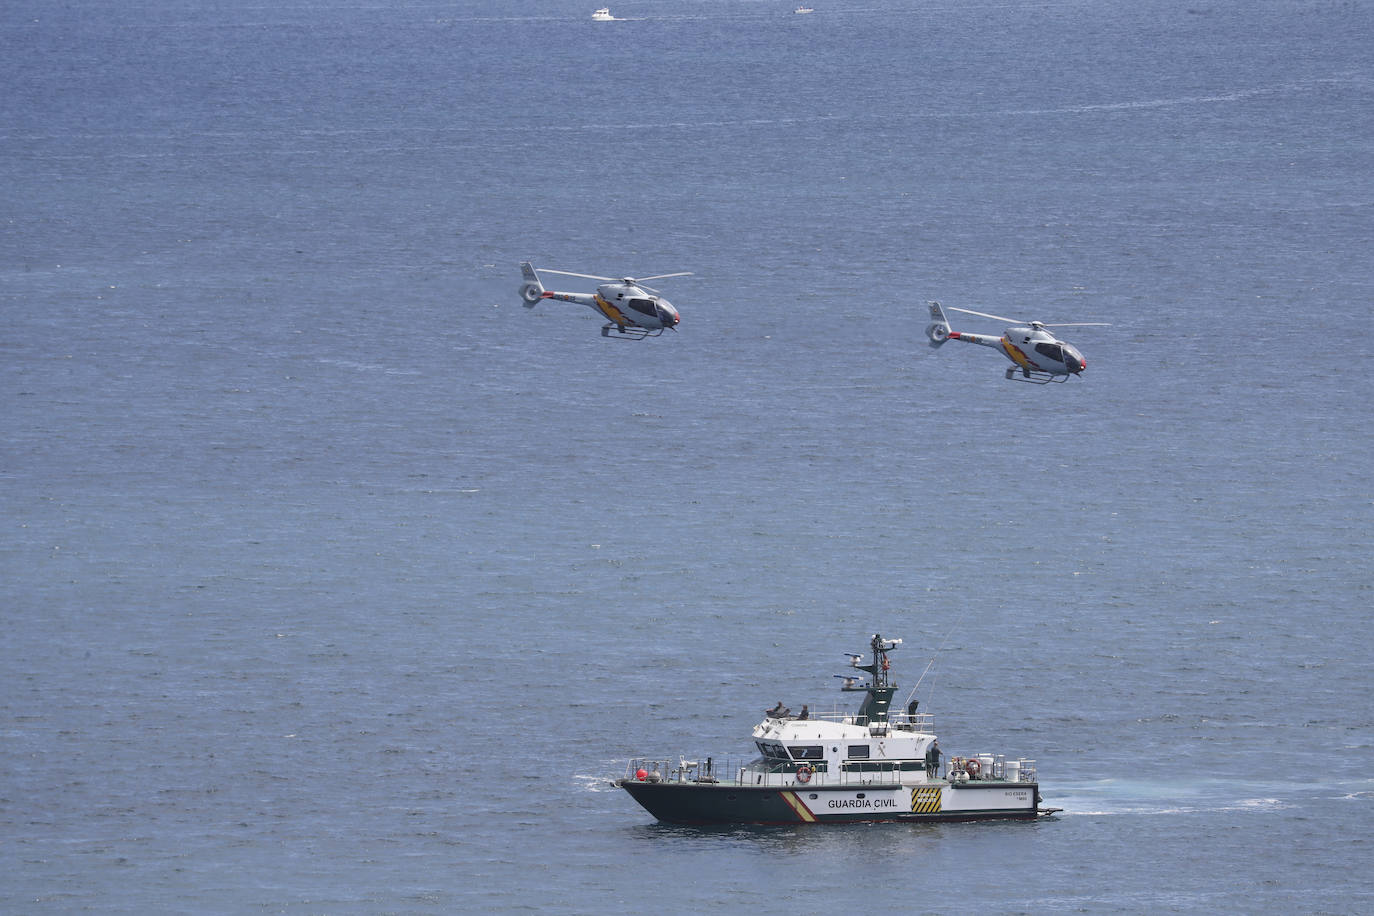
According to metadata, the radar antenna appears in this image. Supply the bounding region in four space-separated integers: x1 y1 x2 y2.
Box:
847 634 902 724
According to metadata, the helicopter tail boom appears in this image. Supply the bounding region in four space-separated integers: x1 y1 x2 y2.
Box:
926 300 1008 350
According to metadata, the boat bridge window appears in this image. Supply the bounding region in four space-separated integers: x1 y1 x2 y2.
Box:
847 745 870 759
755 741 789 760
788 745 824 761
842 760 925 773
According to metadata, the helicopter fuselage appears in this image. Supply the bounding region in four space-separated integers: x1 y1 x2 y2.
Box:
948 325 1086 377
582 282 680 332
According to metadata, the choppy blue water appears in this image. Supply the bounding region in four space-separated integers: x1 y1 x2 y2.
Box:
3 0 1372 911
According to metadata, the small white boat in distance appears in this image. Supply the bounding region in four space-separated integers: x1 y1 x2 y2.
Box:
592 7 615 19
795 5 814 12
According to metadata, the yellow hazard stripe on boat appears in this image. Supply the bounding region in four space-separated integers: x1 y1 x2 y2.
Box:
911 786 942 814
780 791 816 822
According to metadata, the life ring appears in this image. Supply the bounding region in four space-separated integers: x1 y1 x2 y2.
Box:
796 766 814 784
964 758 982 777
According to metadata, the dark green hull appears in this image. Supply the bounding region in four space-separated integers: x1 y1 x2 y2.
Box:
616 779 1041 825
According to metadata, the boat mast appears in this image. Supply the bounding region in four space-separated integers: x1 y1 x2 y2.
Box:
851 633 899 725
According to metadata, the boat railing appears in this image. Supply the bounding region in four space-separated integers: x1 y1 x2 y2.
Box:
620 756 934 789
620 750 1036 788
888 711 935 732
773 710 935 732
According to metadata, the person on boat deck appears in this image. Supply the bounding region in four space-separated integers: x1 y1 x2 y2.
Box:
925 740 941 778
907 699 919 719
798 705 809 720
767 701 786 718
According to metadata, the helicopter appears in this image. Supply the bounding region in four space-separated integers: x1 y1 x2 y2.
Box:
925 301 1110 383
519 262 689 338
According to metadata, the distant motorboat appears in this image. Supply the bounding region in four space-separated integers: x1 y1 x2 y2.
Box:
592 7 615 19
795 5 814 12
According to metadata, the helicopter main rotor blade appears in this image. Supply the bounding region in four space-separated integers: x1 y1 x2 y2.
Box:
537 268 618 282
635 272 692 282
1040 322 1113 328
947 305 1021 324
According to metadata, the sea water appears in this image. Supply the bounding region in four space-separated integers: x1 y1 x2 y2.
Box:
2 0 1371 911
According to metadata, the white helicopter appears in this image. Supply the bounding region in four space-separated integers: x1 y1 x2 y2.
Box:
925 301 1110 383
519 262 689 338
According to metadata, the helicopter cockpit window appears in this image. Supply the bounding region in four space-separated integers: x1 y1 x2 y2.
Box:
1034 342 1065 362
627 298 657 317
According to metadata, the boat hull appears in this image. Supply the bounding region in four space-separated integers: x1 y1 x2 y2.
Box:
616 778 1040 825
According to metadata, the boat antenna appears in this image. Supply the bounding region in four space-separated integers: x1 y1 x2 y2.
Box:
849 634 902 724
901 605 971 713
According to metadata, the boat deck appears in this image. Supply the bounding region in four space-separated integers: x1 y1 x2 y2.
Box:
620 755 1037 790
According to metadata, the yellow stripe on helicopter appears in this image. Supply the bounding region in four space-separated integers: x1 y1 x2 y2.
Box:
594 294 629 327
1001 338 1033 369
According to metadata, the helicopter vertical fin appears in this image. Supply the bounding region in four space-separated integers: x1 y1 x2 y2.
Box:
925 301 952 348
519 261 545 306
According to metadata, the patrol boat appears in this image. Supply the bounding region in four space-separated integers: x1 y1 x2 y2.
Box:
614 634 1055 824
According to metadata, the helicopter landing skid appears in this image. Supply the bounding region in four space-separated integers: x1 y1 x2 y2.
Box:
601 323 665 339
1006 367 1068 384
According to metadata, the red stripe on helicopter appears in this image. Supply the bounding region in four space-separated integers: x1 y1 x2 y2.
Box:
1001 339 1033 369
594 294 629 326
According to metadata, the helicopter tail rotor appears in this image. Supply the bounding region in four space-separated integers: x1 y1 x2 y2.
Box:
925 301 952 348
519 261 546 307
